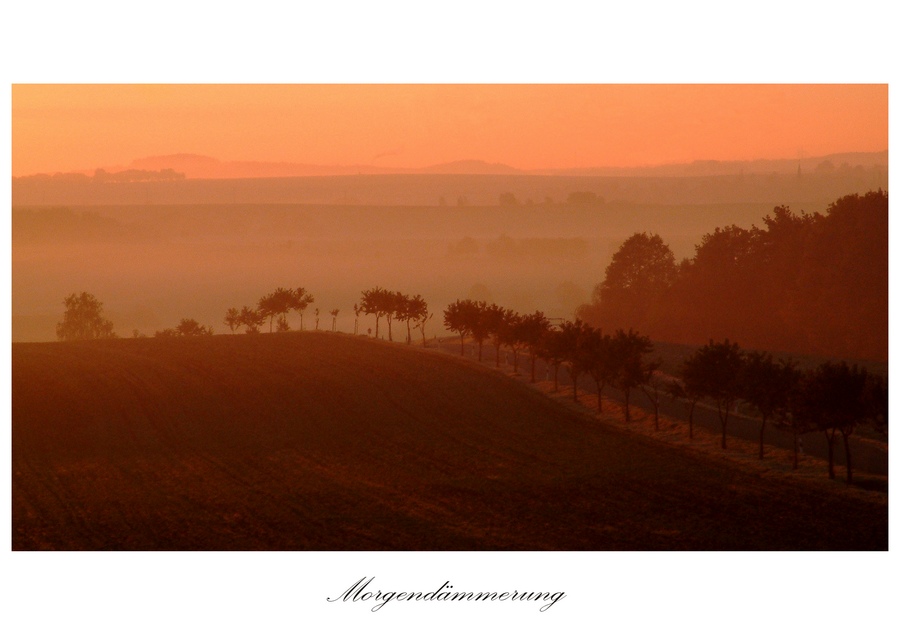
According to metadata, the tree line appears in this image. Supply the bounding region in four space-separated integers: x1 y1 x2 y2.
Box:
577 190 888 361
441 299 886 485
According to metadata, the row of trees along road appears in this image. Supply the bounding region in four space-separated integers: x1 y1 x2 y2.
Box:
442 299 659 424
674 339 886 484
441 299 886 485
577 191 888 361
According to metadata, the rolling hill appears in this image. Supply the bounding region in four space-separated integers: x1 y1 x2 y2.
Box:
11 332 887 550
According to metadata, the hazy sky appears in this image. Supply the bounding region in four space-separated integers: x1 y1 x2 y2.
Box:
11 84 887 176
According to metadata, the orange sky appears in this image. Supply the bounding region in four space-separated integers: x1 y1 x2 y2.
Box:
11 84 887 176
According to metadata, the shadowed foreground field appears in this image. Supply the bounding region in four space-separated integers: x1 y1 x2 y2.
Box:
12 333 887 550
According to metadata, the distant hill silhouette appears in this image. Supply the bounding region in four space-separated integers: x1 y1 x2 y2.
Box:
124 155 527 179
539 150 888 177
128 153 387 179
419 159 525 175
20 149 884 181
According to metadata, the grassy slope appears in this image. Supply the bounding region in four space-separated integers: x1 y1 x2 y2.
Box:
12 333 887 550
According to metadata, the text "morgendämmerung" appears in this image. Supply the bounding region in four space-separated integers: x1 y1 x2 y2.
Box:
327 577 566 612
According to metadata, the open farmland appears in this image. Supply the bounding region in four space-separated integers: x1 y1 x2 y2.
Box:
12 332 887 550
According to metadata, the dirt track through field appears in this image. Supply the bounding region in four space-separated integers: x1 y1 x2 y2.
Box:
12 333 887 550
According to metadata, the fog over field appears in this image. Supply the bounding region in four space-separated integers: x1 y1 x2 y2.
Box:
11 164 887 343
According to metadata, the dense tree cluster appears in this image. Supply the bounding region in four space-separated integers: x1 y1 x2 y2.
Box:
578 191 888 361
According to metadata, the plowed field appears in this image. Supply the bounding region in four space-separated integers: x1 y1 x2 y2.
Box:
12 333 887 550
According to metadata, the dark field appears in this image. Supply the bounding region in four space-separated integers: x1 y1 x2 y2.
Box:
12 333 887 550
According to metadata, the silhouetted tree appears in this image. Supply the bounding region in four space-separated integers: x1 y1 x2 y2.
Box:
176 318 214 336
395 293 427 345
666 379 703 439
238 306 265 334
361 287 389 339
406 294 430 347
739 351 799 459
498 310 525 374
639 365 666 431
467 300 492 361
578 232 676 333
156 318 213 337
609 329 654 422
257 294 276 332
56 292 116 340
537 328 567 392
583 328 613 413
559 320 593 402
682 339 744 448
258 288 296 332
393 294 411 343
292 287 315 330
330 308 339 331
864 374 888 436
224 307 241 334
485 304 513 368
382 293 395 340
793 361 869 483
518 311 552 383
443 299 474 355
443 298 491 359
